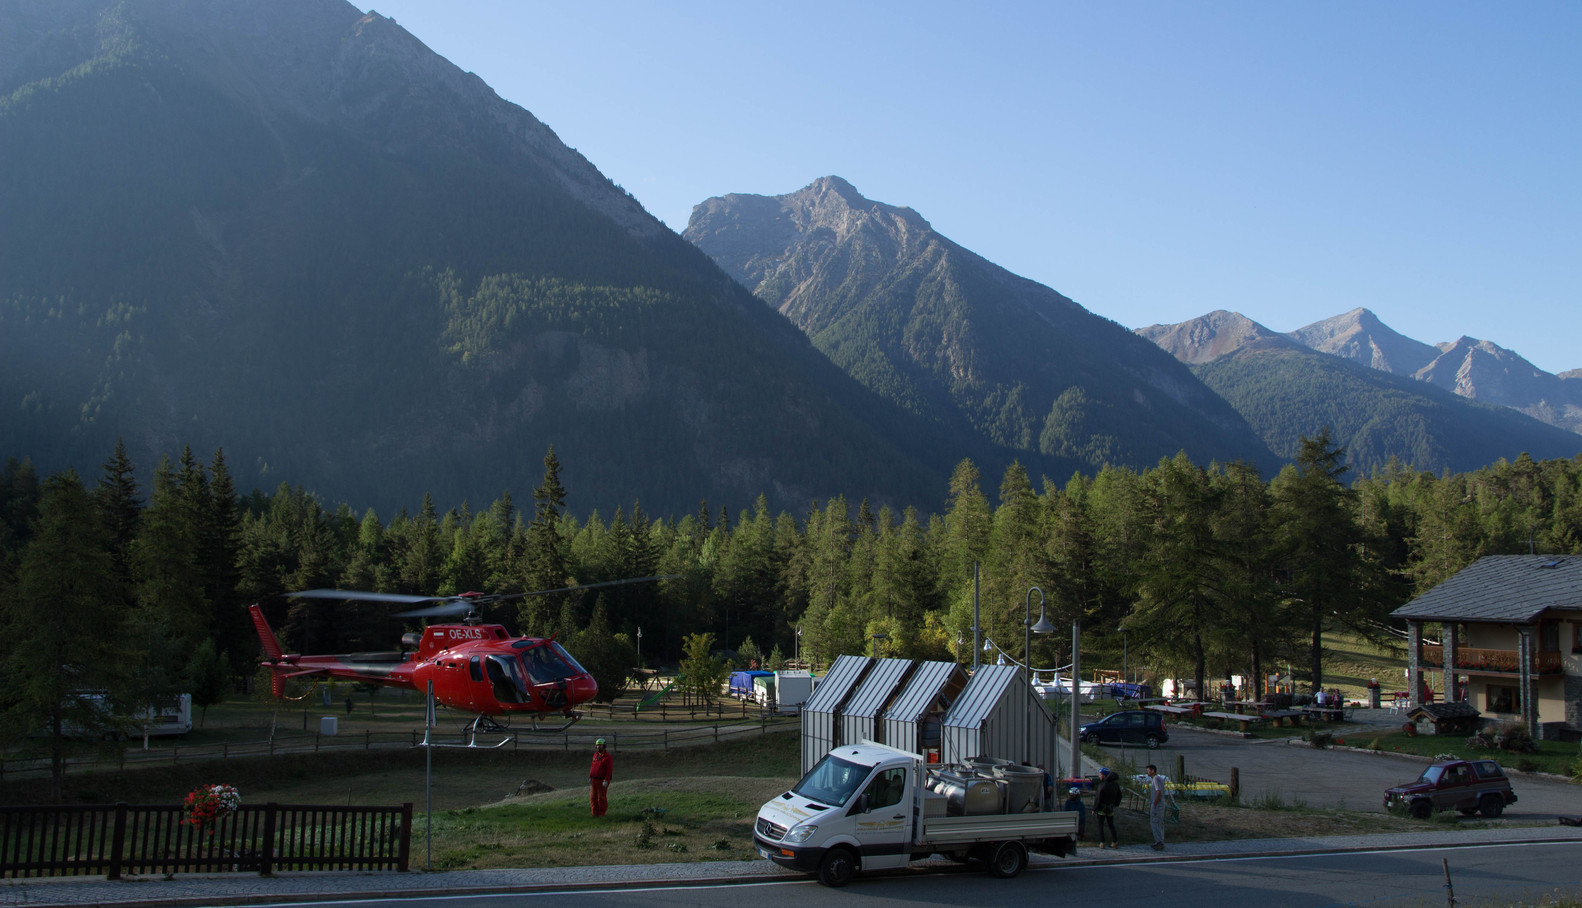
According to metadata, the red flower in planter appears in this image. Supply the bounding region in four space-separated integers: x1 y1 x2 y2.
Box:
182 784 241 833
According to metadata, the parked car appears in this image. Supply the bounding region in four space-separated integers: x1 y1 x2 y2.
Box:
1384 759 1517 819
1078 710 1168 748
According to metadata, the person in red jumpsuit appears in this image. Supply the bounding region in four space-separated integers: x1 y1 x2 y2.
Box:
589 738 613 817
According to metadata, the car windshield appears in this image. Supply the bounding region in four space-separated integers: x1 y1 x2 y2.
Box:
1416 765 1444 784
792 754 871 807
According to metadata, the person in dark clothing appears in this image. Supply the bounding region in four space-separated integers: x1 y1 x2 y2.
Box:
1062 787 1087 842
1094 767 1122 849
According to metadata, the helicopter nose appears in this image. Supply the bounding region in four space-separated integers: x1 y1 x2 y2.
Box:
570 673 598 706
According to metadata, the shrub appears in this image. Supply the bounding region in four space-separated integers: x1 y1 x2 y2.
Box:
1309 732 1334 749
1516 758 1539 773
1568 758 1582 784
1494 722 1538 754
1403 722 1418 737
1432 752 1460 762
1365 738 1381 752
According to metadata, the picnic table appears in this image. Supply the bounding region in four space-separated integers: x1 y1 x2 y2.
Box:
1145 703 1198 721
1199 710 1265 733
1261 708 1306 727
1301 705 1346 723
1224 700 1263 715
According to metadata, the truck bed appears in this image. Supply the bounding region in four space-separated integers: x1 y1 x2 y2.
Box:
920 811 1079 847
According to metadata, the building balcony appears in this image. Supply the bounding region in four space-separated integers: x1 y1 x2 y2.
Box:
1419 645 1564 675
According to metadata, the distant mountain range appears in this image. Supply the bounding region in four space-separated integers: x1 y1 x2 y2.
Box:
3 0 1573 516
1286 308 1582 435
1138 310 1582 473
685 177 1278 479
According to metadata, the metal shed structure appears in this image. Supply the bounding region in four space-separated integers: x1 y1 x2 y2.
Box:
940 664 1060 776
882 660 970 760
839 658 917 749
799 655 873 773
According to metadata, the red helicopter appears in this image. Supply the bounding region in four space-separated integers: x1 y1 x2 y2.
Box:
249 578 666 741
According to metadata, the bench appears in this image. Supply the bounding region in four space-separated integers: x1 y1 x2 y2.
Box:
1301 706 1346 723
1199 710 1264 733
1262 708 1306 727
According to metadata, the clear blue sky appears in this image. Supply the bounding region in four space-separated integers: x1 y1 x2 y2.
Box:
368 2 1581 374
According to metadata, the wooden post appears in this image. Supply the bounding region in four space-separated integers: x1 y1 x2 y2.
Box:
1175 755 1186 783
1229 767 1239 803
260 804 277 876
108 803 128 880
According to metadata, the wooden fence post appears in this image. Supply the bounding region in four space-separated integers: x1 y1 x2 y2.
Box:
108 803 128 880
260 803 277 877
397 803 413 872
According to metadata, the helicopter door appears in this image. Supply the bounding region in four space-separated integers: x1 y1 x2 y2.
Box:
486 655 523 704
469 656 483 682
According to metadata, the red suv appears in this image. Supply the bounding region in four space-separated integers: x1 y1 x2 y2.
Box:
1384 759 1517 819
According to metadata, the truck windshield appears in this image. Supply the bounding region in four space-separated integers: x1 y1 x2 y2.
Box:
792 754 871 807
1416 765 1444 784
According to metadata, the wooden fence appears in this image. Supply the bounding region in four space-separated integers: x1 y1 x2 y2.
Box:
0 718 788 783
0 802 411 878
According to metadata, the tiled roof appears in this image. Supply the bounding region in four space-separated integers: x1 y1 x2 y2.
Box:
1391 555 1582 623
1408 702 1481 721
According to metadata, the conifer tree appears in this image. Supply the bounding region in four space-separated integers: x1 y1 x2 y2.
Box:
0 471 122 800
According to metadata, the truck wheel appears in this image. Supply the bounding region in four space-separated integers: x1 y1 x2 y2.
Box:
986 841 1028 879
1145 734 1161 749
1479 796 1504 818
1409 799 1432 820
817 847 858 887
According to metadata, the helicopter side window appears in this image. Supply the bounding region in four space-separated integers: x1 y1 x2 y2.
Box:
468 656 482 682
485 655 524 704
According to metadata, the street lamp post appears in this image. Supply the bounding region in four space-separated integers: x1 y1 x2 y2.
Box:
636 627 643 667
872 632 890 658
1118 626 1127 684
795 625 801 668
1024 587 1056 767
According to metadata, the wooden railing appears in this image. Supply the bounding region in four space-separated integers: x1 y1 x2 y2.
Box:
0 802 410 878
1419 645 1563 674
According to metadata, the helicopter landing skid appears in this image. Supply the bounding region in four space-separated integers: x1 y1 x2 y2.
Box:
415 712 583 749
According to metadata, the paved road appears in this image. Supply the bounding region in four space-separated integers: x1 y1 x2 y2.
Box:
1086 710 1582 820
8 828 1580 907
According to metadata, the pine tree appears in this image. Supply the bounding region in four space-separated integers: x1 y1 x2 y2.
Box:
0 471 123 800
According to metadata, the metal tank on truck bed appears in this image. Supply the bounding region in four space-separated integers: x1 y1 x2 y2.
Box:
753 742 1077 887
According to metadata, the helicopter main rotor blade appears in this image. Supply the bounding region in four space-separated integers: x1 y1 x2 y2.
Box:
392 601 476 619
501 575 681 601
287 589 451 606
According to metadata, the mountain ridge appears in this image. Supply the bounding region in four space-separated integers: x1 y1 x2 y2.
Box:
0 0 952 516
686 177 1277 477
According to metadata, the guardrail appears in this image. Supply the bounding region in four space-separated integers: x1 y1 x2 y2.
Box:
0 802 411 878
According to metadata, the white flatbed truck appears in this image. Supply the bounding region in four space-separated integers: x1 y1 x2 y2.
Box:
753 742 1078 886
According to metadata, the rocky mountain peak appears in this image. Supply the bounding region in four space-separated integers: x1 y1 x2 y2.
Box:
1286 307 1436 375
1135 310 1292 364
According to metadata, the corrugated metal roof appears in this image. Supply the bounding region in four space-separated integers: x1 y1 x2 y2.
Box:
802 655 871 714
943 664 1020 729
1391 555 1582 623
842 658 914 720
884 661 966 724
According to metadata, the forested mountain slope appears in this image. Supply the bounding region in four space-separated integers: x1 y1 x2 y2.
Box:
0 0 950 516
1290 309 1582 436
1137 311 1582 473
685 177 1279 478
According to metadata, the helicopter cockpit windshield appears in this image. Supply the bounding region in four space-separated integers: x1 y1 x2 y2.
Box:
514 640 588 684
